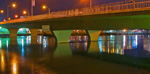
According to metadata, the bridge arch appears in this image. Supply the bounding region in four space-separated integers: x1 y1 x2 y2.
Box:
17 28 31 35
0 27 9 36
70 30 89 42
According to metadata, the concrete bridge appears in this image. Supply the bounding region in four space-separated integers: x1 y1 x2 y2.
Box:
0 0 150 43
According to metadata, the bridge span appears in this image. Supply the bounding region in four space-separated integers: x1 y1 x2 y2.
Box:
0 0 150 43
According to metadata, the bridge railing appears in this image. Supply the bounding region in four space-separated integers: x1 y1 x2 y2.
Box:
1 0 150 24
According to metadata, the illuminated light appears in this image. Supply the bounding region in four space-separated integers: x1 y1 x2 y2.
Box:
0 10 4 13
12 4 16 8
143 29 145 31
113 48 114 53
108 49 109 53
0 27 2 29
8 18 11 20
21 38 24 57
3 19 6 22
6 40 8 48
123 29 127 32
14 15 18 18
136 35 138 45
20 28 23 31
42 5 46 9
23 10 27 15
120 49 123 55
123 35 126 47
117 49 119 53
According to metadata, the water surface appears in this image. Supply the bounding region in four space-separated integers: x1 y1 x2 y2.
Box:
0 35 150 74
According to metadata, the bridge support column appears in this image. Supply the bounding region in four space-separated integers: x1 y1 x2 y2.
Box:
8 29 19 45
53 30 72 43
87 30 101 53
30 29 39 44
88 30 101 41
30 29 39 37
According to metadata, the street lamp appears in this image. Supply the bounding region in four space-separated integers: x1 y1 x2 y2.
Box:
23 10 30 16
0 10 4 14
42 5 50 15
23 10 27 15
3 19 6 22
7 3 16 20
14 14 18 18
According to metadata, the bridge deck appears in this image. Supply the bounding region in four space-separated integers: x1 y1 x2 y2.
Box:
1 0 150 25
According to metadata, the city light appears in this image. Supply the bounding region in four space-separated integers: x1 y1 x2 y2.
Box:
12 3 16 8
3 19 6 22
42 5 46 9
123 29 127 32
14 14 18 18
8 18 11 20
7 3 17 20
0 10 4 14
23 10 27 15
42 5 50 15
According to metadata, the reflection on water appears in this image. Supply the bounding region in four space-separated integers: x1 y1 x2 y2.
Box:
69 41 90 54
70 30 89 42
11 54 18 74
1 50 5 72
0 34 150 73
98 35 150 58
0 36 57 74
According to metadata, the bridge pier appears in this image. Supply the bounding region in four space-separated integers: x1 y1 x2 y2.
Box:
30 29 39 37
88 30 101 41
87 30 101 53
53 30 72 43
8 29 19 45
30 29 39 44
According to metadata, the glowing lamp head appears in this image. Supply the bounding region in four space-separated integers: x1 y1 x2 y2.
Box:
12 4 16 8
23 10 27 15
8 18 11 20
42 5 46 9
0 10 4 14
15 15 18 18
3 19 6 22
123 29 127 32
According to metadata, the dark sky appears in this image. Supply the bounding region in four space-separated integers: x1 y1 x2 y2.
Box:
0 0 124 21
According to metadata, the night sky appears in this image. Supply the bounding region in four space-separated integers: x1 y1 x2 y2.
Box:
0 0 124 21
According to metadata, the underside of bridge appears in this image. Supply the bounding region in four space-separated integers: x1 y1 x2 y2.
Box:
7 29 101 43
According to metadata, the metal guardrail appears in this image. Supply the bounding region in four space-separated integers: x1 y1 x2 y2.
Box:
1 0 150 24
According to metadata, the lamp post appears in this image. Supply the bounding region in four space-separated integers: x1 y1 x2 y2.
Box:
42 5 50 15
90 0 92 7
7 3 16 20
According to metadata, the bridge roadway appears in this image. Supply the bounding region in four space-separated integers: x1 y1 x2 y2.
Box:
0 0 150 43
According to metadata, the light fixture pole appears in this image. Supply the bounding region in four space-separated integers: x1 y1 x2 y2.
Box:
31 0 33 16
42 5 50 15
90 0 92 7
7 4 16 20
